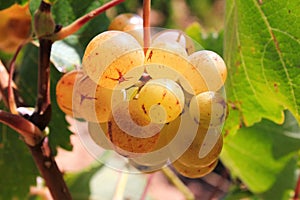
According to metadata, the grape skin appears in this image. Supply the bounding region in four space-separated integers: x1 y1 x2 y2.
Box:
173 159 218 178
108 13 143 31
137 79 185 124
88 122 114 150
175 131 223 168
56 70 84 117
188 50 227 92
72 74 124 123
144 47 209 95
82 31 144 89
105 100 161 157
189 91 227 129
152 29 195 55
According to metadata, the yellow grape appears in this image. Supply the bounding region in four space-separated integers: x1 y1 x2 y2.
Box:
189 91 226 129
144 47 208 95
82 30 144 89
137 79 185 124
175 128 223 168
151 29 195 55
187 50 227 92
173 159 218 178
56 70 84 117
127 118 182 172
108 13 143 31
145 42 188 81
105 100 161 157
0 3 31 53
72 74 124 123
88 122 114 150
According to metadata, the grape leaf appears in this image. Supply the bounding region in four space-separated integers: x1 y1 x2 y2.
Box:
224 0 300 129
0 0 28 10
185 22 224 56
0 105 39 199
221 112 300 198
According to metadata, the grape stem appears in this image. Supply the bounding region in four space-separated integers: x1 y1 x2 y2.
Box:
140 173 154 200
162 167 195 200
143 0 151 55
51 0 125 41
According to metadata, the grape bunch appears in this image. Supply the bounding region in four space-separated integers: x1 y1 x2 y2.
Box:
56 13 227 178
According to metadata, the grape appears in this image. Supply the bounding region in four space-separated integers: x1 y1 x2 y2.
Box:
189 91 226 129
106 100 161 157
199 127 223 159
56 70 84 117
88 122 114 150
173 159 218 178
72 74 124 122
108 13 143 31
127 119 181 172
137 79 185 124
82 31 144 89
152 29 195 55
144 47 208 95
0 3 31 53
144 41 188 81
187 50 227 92
175 128 223 168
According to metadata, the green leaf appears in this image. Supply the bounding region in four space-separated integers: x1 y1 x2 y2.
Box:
50 0 110 50
0 105 39 199
221 112 300 198
224 0 300 128
0 0 28 10
17 43 72 153
185 22 224 56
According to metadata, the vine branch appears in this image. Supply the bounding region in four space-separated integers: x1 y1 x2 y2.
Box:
0 110 44 146
8 43 24 115
28 138 72 200
51 0 125 41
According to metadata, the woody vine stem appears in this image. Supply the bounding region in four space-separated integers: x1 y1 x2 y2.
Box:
0 0 124 199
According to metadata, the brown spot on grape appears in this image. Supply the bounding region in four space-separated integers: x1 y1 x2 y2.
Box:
147 50 153 61
142 104 147 114
108 121 113 141
80 94 96 105
162 90 167 99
